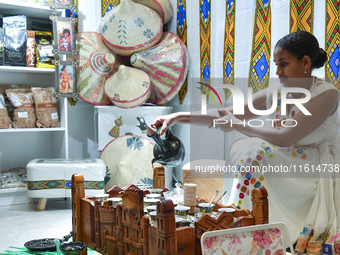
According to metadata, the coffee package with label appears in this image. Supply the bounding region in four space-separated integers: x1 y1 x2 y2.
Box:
35 31 54 68
0 28 4 65
0 84 31 107
0 84 31 121
6 88 36 128
32 87 60 128
0 93 11 129
3 15 27 66
26 30 35 67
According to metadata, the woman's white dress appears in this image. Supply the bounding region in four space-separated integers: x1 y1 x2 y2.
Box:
227 77 340 252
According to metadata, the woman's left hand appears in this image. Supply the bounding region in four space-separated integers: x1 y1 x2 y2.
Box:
209 109 239 133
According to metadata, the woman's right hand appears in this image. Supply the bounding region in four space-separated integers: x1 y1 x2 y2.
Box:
151 113 178 135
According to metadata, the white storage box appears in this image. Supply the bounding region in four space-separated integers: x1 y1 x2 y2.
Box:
94 105 173 151
27 158 106 199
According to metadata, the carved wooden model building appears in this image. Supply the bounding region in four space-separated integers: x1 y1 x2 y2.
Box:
152 166 165 189
71 174 269 255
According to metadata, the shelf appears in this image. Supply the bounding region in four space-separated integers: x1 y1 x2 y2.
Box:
0 0 61 19
0 66 55 74
0 127 66 133
0 187 27 194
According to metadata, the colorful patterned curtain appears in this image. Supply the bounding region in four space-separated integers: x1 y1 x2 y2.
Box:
290 0 314 33
325 0 340 90
223 0 236 101
177 0 188 104
66 0 78 32
101 0 120 17
248 0 271 93
200 0 211 100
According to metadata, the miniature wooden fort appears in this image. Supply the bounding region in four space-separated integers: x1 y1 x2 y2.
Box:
71 173 268 255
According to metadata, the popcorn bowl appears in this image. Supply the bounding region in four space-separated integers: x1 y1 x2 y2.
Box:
60 242 86 255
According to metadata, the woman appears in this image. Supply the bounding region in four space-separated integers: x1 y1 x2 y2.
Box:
152 31 340 253
60 65 72 93
59 28 71 51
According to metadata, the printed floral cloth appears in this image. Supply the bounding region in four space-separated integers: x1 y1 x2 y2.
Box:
227 77 340 253
202 228 284 255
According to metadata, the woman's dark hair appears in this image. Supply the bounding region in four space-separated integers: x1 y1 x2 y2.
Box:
63 28 70 36
275 31 327 70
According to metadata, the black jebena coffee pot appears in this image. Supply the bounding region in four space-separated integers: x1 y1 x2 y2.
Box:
147 125 185 167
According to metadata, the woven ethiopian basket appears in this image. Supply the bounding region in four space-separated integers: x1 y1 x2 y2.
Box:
77 32 120 105
100 135 154 189
130 32 189 105
100 0 163 56
132 0 173 24
104 65 151 108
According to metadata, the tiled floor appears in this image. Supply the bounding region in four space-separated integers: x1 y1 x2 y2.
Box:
0 200 72 253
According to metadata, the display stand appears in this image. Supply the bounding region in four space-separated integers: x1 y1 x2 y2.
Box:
71 173 269 255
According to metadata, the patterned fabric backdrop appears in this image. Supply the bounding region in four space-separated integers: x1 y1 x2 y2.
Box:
200 0 211 101
223 0 236 101
177 0 188 104
290 0 314 33
248 0 271 93
66 0 78 32
88 0 340 102
101 0 120 17
325 0 340 90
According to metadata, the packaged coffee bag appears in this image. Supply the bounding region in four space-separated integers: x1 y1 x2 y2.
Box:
3 15 27 66
0 93 11 129
35 31 54 68
26 30 35 67
6 89 36 128
32 87 60 128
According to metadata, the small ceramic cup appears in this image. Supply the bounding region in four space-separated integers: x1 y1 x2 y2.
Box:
175 206 190 220
107 197 122 206
198 203 214 216
94 194 109 203
146 194 161 199
218 208 235 215
146 205 157 214
144 198 160 207
175 217 183 228
149 211 157 227
149 188 163 195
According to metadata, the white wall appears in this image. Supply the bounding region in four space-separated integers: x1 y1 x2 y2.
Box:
67 0 101 160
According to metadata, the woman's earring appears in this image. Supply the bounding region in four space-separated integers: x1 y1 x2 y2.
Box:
304 68 307 74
